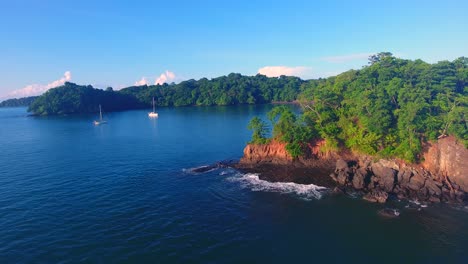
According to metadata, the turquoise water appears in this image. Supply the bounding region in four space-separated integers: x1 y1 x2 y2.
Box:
0 106 467 263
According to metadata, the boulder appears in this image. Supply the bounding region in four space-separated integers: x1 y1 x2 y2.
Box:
407 173 426 191
363 190 388 203
424 179 442 196
352 170 365 189
371 162 396 192
336 171 348 185
378 208 400 218
397 169 412 185
335 159 349 171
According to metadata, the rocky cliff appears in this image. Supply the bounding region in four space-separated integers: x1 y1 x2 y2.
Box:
240 140 293 165
423 136 468 192
238 137 468 204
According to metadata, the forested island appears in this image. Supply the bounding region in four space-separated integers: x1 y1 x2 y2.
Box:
240 53 467 204
22 74 304 115
247 53 467 162
0 96 38 107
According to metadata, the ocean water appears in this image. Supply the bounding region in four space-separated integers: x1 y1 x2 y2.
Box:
0 106 467 263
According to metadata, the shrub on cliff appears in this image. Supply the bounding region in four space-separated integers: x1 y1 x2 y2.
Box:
247 117 270 144
248 106 315 158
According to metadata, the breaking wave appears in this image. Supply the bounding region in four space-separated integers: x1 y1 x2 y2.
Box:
227 173 328 200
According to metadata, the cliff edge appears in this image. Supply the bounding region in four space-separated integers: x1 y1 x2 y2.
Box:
238 137 467 204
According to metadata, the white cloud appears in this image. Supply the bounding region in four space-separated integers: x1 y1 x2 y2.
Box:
155 70 176 85
321 53 374 63
134 77 148 86
5 71 72 99
133 70 177 87
257 66 309 78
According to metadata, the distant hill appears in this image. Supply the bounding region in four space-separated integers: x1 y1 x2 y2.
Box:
27 73 304 115
28 83 143 115
0 96 38 107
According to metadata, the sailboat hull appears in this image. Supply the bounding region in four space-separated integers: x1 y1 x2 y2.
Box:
94 120 107 125
148 112 158 118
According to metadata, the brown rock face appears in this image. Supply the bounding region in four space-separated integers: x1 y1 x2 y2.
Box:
240 141 292 165
238 136 467 204
423 136 468 193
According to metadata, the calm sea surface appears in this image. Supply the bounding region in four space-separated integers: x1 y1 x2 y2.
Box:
0 106 467 263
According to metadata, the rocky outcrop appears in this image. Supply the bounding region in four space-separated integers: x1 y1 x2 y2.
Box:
238 136 468 204
422 136 468 193
330 154 466 204
239 139 344 168
240 140 293 165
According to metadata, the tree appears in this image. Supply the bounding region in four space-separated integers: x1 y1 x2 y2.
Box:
247 117 269 144
369 52 394 65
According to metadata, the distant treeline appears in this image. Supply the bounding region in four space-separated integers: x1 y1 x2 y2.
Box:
27 73 304 115
0 96 38 107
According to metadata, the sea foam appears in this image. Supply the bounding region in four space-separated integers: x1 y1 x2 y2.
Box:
228 173 328 200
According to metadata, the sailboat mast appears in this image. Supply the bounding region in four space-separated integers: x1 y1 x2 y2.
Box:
152 97 155 112
99 105 102 121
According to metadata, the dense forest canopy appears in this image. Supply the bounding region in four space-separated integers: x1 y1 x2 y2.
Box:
27 73 304 115
0 96 38 107
119 73 303 106
28 83 143 115
248 53 467 162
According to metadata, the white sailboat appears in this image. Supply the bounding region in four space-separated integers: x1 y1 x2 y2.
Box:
94 104 107 125
148 97 158 118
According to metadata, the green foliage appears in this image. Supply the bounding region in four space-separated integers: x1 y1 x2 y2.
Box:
0 96 38 107
28 82 143 115
298 53 467 162
247 117 270 144
265 106 316 158
29 74 304 115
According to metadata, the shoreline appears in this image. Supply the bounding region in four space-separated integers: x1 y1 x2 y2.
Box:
236 138 468 205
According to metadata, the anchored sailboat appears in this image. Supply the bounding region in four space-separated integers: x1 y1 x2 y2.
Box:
148 97 158 118
93 104 107 125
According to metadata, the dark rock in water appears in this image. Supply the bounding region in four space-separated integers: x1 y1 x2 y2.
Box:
190 160 236 173
190 165 218 173
332 186 345 194
378 208 400 218
363 190 388 203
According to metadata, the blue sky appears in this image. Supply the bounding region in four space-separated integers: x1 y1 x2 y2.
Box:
1 0 467 98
